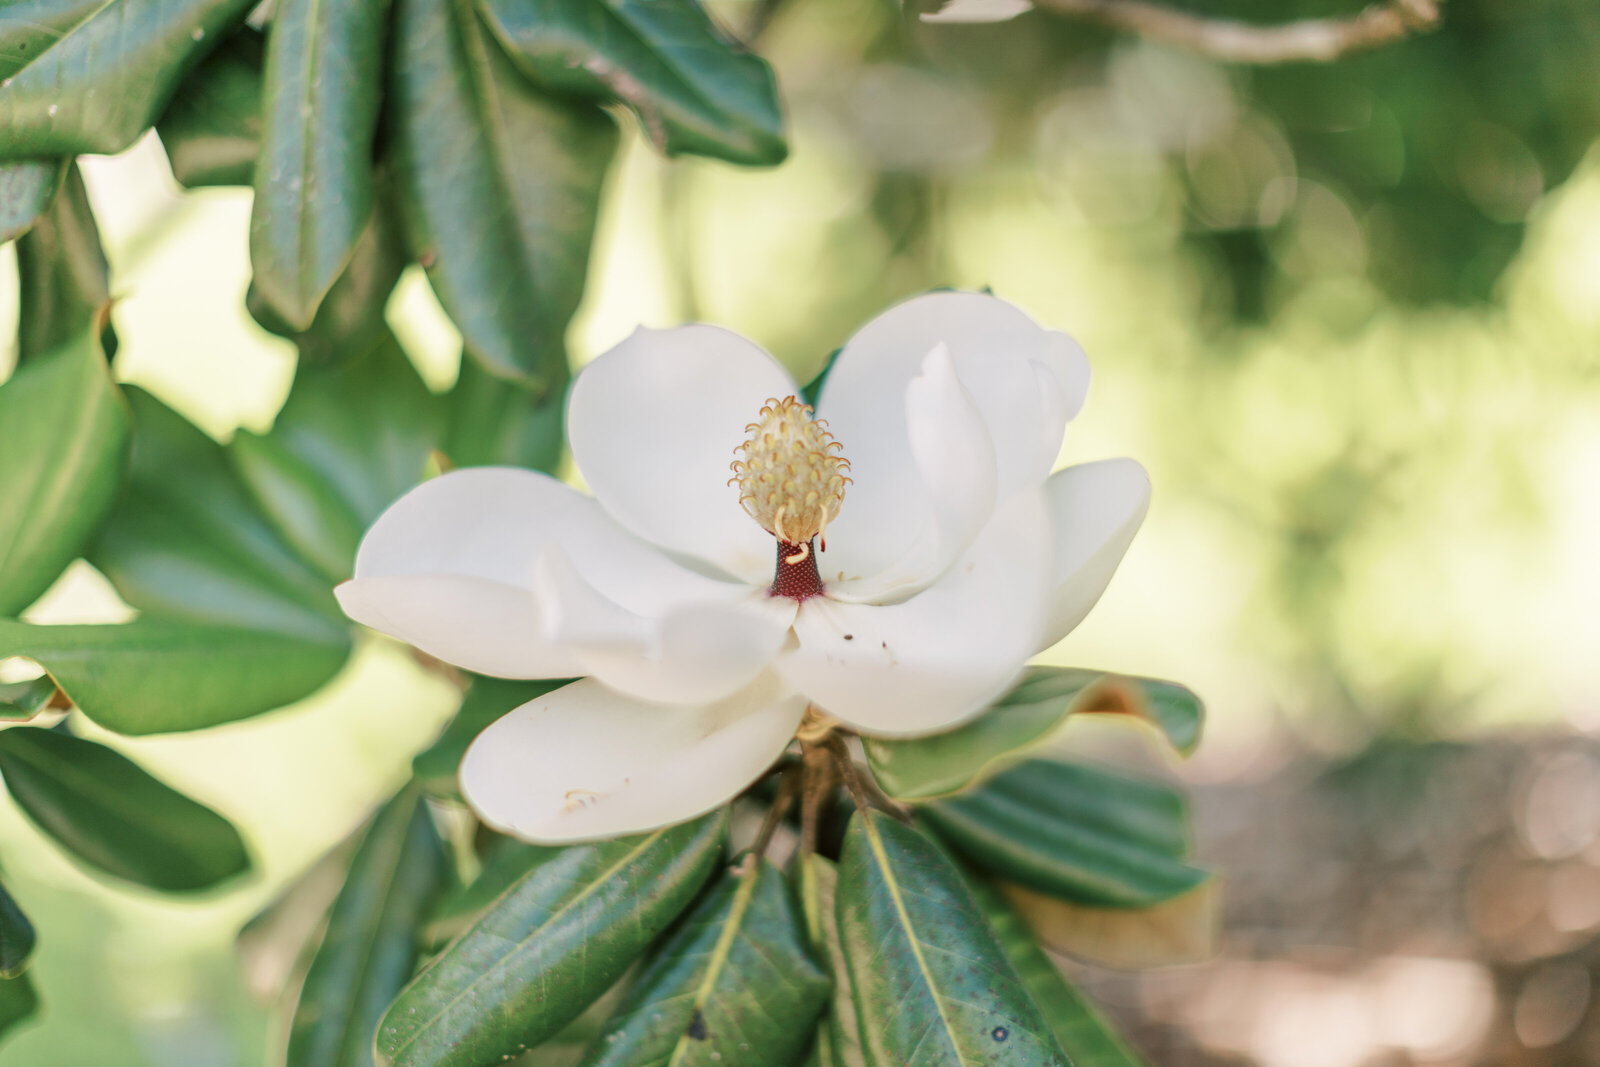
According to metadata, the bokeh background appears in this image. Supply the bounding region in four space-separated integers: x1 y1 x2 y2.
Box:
1 0 1598 1062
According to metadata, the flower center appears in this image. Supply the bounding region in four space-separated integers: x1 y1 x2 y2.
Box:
729 396 850 600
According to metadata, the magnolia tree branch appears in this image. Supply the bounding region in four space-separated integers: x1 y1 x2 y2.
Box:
1030 0 1442 63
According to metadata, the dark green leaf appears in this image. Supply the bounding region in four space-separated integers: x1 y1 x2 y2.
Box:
0 618 349 735
0 972 38 1043
231 334 440 583
250 0 389 329
0 677 57 722
15 161 116 360
248 202 410 363
963 874 1144 1067
476 0 785 166
289 786 448 1067
0 328 129 616
425 832 560 947
794 853 865 1067
0 726 250 891
0 876 35 978
0 0 259 158
0 159 64 242
390 0 617 386
923 759 1206 910
376 811 726 1067
836 811 1069 1067
156 28 265 188
579 855 828 1067
91 387 349 639
864 668 1204 802
441 357 565 473
413 676 572 798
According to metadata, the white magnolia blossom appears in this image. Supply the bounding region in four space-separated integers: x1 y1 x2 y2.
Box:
336 292 1150 843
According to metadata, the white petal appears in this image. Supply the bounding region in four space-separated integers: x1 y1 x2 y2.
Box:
338 467 749 678
823 344 997 602
535 548 796 705
461 673 807 843
778 491 1052 737
920 0 1033 22
568 325 798 584
1038 458 1151 649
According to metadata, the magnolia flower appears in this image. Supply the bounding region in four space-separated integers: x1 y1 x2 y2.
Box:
336 292 1149 843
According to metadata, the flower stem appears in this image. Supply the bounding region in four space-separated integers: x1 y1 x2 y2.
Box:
750 763 801 860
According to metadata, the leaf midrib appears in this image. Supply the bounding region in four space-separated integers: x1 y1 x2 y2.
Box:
666 858 761 1067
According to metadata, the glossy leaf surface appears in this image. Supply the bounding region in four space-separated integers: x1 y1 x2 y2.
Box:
836 811 1069 1066
0 160 64 243
0 877 35 979
0 678 57 722
288 786 448 1067
390 0 617 386
376 812 726 1067
441 357 565 473
425 833 559 947
0 618 349 735
231 335 439 583
0 726 250 891
0 0 258 158
0 329 129 616
251 0 388 329
579 856 828 1067
964 875 1144 1067
15 162 116 360
91 388 349 639
477 0 785 165
794 853 866 1067
864 668 1204 801
923 759 1207 909
413 676 573 798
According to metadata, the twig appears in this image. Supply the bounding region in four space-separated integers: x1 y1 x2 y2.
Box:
1026 0 1441 64
750 764 801 860
822 733 911 823
799 741 838 854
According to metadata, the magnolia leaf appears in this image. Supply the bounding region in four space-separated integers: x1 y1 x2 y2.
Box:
0 678 58 722
424 833 560 948
231 334 441 583
476 0 785 166
288 786 448 1067
0 877 35 979
963 874 1145 1067
1001 879 1221 971
15 161 116 360
0 618 349 735
579 855 828 1066
0 328 129 617
375 812 726 1067
922 759 1208 909
0 726 250 891
248 203 410 364
794 853 867 1067
413 677 573 798
0 972 38 1043
863 668 1204 801
0 160 65 242
156 28 265 188
390 0 618 386
441 357 566 473
837 811 1070 1066
0 0 258 159
91 388 349 639
250 0 388 329
237 836 361 1004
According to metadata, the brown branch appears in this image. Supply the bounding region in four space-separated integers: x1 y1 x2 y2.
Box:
1028 0 1441 64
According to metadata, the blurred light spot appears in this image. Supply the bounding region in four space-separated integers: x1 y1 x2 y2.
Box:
21 559 136 625
1515 962 1591 1048
1546 863 1600 933
386 265 462 392
1107 42 1233 151
1458 122 1544 224
1034 90 1165 225
919 0 1030 24
1369 956 1494 1059
1185 112 1295 230
0 657 45 685
1518 751 1600 859
1271 179 1366 278
1251 968 1375 1067
847 66 992 173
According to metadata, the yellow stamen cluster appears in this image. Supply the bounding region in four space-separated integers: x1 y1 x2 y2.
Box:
729 396 850 547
